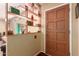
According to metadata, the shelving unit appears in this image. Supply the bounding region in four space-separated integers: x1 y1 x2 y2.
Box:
17 5 40 17
8 12 37 21
7 3 41 35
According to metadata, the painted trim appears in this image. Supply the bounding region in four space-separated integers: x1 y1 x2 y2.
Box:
44 4 71 55
6 3 8 56
34 51 51 56
40 51 52 56
78 18 79 55
45 3 68 12
69 4 72 56
33 50 41 56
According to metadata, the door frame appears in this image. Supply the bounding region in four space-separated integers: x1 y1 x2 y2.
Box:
44 4 72 55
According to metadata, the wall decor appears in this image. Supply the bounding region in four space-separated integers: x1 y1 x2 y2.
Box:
75 3 79 19
10 6 20 15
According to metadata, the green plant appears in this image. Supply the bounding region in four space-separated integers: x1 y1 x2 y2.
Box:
27 21 33 26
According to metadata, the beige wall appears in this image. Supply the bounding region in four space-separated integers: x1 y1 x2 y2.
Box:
0 3 6 34
7 33 41 56
72 4 78 56
0 21 6 34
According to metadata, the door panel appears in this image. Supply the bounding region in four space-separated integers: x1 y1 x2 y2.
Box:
47 23 56 32
56 8 65 19
55 43 68 56
46 41 56 50
56 21 65 32
47 10 56 22
56 32 66 41
46 5 69 56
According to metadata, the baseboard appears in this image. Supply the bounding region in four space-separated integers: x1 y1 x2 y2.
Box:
33 51 41 56
40 51 51 56
33 51 50 56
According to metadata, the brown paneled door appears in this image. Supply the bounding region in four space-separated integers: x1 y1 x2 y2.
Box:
46 4 70 56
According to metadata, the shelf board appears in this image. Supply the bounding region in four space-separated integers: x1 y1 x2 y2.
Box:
28 25 41 27
8 11 26 19
8 11 37 21
17 5 41 17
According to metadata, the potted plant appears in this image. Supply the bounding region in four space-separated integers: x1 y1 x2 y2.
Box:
27 21 33 26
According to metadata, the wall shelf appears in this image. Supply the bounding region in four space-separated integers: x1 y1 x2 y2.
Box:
17 5 41 17
7 3 41 35
8 11 37 21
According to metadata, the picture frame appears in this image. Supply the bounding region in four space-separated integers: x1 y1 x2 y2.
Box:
75 3 79 19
